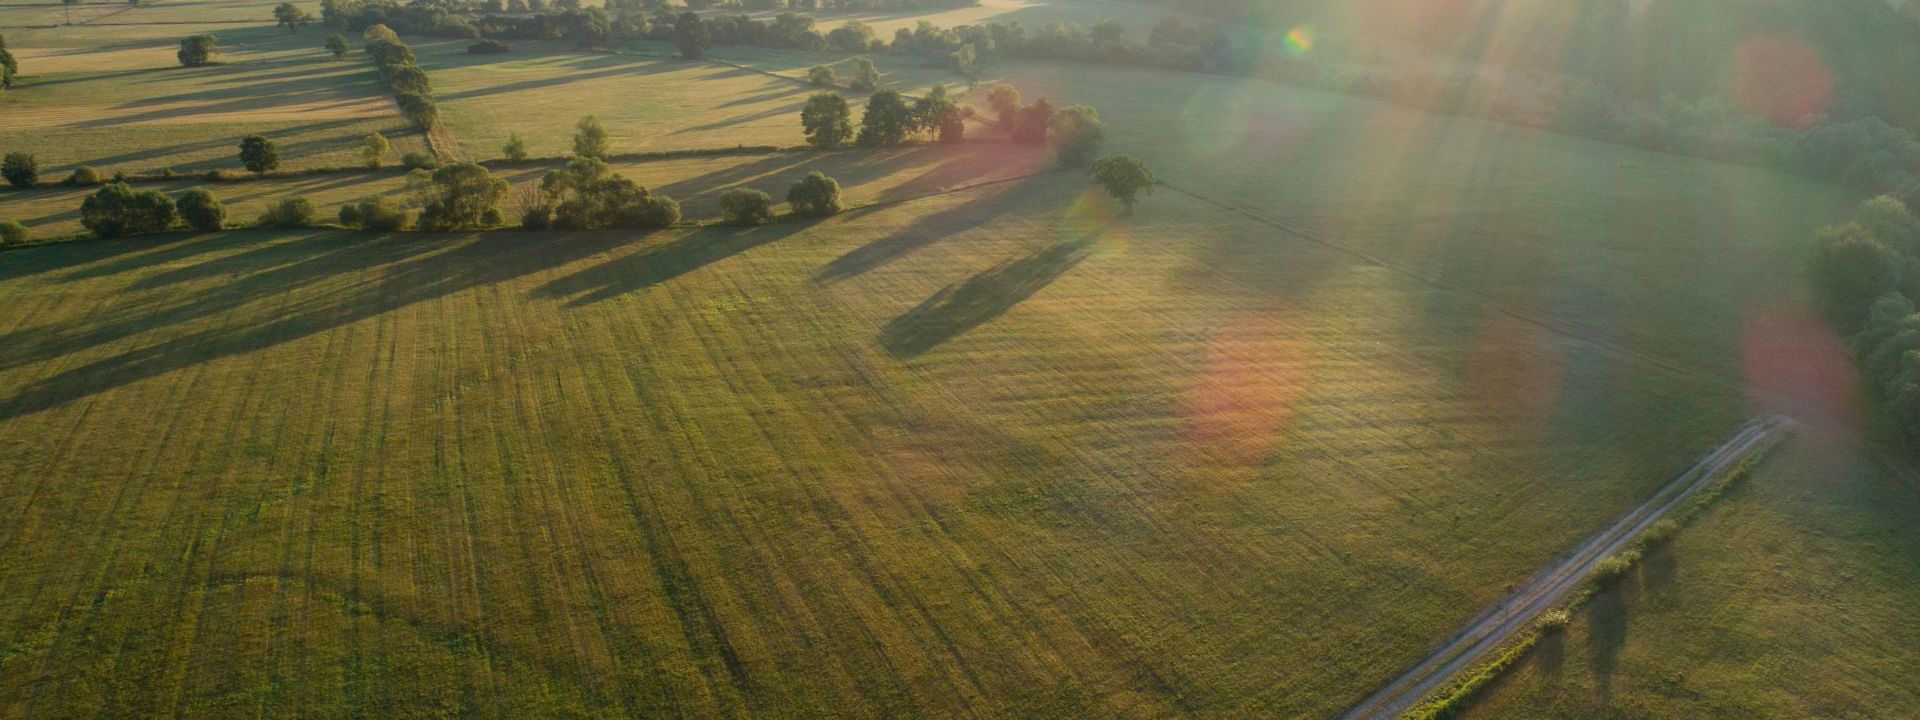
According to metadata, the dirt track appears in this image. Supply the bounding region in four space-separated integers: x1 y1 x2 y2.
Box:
1338 415 1795 720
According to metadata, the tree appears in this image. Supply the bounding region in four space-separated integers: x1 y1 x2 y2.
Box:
386 65 431 95
1014 97 1051 142
177 35 218 67
573 115 611 159
238 135 281 174
81 182 178 238
325 33 350 59
1 152 37 188
674 12 710 59
0 220 25 246
395 92 437 128
948 43 977 83
848 56 879 92
986 82 1020 127
176 189 227 231
801 92 852 148
259 196 316 227
807 65 836 86
0 34 18 91
362 131 390 169
1049 104 1104 166
274 3 313 33
720 187 774 225
418 162 509 230
1857 195 1920 256
856 89 912 147
543 157 681 230
64 166 101 187
339 194 409 230
912 85 962 142
1089 155 1153 212
1811 222 1906 327
827 21 874 53
786 172 842 217
503 132 530 161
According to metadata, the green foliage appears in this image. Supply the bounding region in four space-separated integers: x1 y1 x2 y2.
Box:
1048 105 1105 167
544 158 680 230
856 90 913 147
401 150 436 171
1014 98 1052 143
0 34 18 91
177 35 217 67
986 83 1020 128
274 3 313 32
801 93 853 149
1089 155 1153 211
1 152 37 188
719 187 774 225
81 182 178 238
386 65 431 95
469 39 512 54
238 135 281 174
258 196 317 227
362 132 390 170
418 163 510 231
1810 222 1904 328
573 115 611 159
503 133 529 161
786 172 842 217
339 194 409 231
1589 549 1640 587
949 43 978 82
911 86 962 142
395 92 438 128
807 65 836 87
848 57 880 93
674 12 710 59
0 220 25 246
176 189 227 231
826 21 874 53
326 33 350 59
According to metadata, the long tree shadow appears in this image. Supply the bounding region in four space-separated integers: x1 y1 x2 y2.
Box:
1585 570 1638 703
815 171 1046 283
533 221 813 306
878 234 1096 357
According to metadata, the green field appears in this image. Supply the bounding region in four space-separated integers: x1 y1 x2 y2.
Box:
3 3 1920 717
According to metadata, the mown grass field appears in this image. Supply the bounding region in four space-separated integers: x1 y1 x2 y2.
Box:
4 5 1920 718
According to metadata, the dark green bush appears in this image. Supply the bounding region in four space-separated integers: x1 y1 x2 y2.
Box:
258 196 316 227
176 188 227 231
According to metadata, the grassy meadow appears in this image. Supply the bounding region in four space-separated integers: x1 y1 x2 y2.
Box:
2 2 1920 717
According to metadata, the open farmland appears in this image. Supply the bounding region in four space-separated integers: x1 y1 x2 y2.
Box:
4 0 1920 717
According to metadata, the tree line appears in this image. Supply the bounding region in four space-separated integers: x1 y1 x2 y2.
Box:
1810 195 1920 448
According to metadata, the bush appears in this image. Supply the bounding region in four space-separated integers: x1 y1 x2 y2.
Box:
63 166 102 187
848 57 879 93
468 39 512 54
362 131 390 170
807 65 836 86
1049 104 1105 167
786 172 842 218
81 182 178 238
1535 609 1570 634
1590 549 1641 588
401 150 437 170
2 151 36 188
176 189 227 231
177 35 217 67
340 194 409 230
238 135 280 174
719 187 774 225
1811 222 1905 327
417 163 509 231
395 91 438 128
503 133 529 161
801 92 853 149
258 196 317 227
0 220 26 246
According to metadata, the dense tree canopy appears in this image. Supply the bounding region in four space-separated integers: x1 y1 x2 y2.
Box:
81 182 178 238
801 92 853 148
1 152 36 189
239 135 281 174
418 163 510 230
1089 155 1154 212
177 35 218 67
786 172 843 217
857 90 913 147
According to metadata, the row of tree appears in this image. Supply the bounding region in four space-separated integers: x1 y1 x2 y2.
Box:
1811 196 1920 445
0 35 17 92
361 25 440 130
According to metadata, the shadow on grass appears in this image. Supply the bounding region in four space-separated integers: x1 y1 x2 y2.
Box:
877 233 1096 357
1585 570 1638 702
532 221 811 306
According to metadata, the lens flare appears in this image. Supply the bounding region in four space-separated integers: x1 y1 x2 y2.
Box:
1061 189 1129 254
1283 25 1314 57
1181 311 1309 468
1732 33 1833 128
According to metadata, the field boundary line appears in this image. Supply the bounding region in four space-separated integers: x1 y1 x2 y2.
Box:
1339 415 1795 720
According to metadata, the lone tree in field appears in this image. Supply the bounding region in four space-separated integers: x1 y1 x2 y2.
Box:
1049 105 1105 167
0 34 18 91
786 172 843 218
238 135 281 174
801 92 852 148
325 33 349 59
418 162 510 230
573 115 611 159
857 89 913 147
674 12 710 59
719 187 775 225
0 220 26 246
503 132 529 161
986 82 1020 128
274 3 313 33
1 152 37 188
848 57 880 93
177 35 218 67
807 65 836 87
362 131 390 169
1089 155 1153 213
176 189 227 231
81 182 178 238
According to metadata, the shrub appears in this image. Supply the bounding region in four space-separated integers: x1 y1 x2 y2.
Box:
1811 222 1905 327
401 150 437 170
1 151 36 188
807 65 836 87
177 35 217 67
1590 549 1641 588
395 91 438 128
1535 609 1570 633
1014 98 1052 143
848 56 879 92
362 131 390 169
81 182 178 238
176 189 227 231
468 39 512 54
0 220 26 246
856 90 912 147
1049 104 1105 166
238 135 280 174
503 132 529 161
573 115 611 159
340 194 409 230
1638 519 1681 549
719 187 774 225
786 172 842 218
64 166 102 187
417 162 509 231
258 196 316 227
326 33 349 59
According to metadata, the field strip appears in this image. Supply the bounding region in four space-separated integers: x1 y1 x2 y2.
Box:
1338 414 1796 720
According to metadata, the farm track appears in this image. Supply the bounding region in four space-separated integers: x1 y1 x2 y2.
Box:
1338 414 1795 720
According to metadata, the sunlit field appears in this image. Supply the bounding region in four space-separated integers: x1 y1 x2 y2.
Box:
3 0 1920 716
